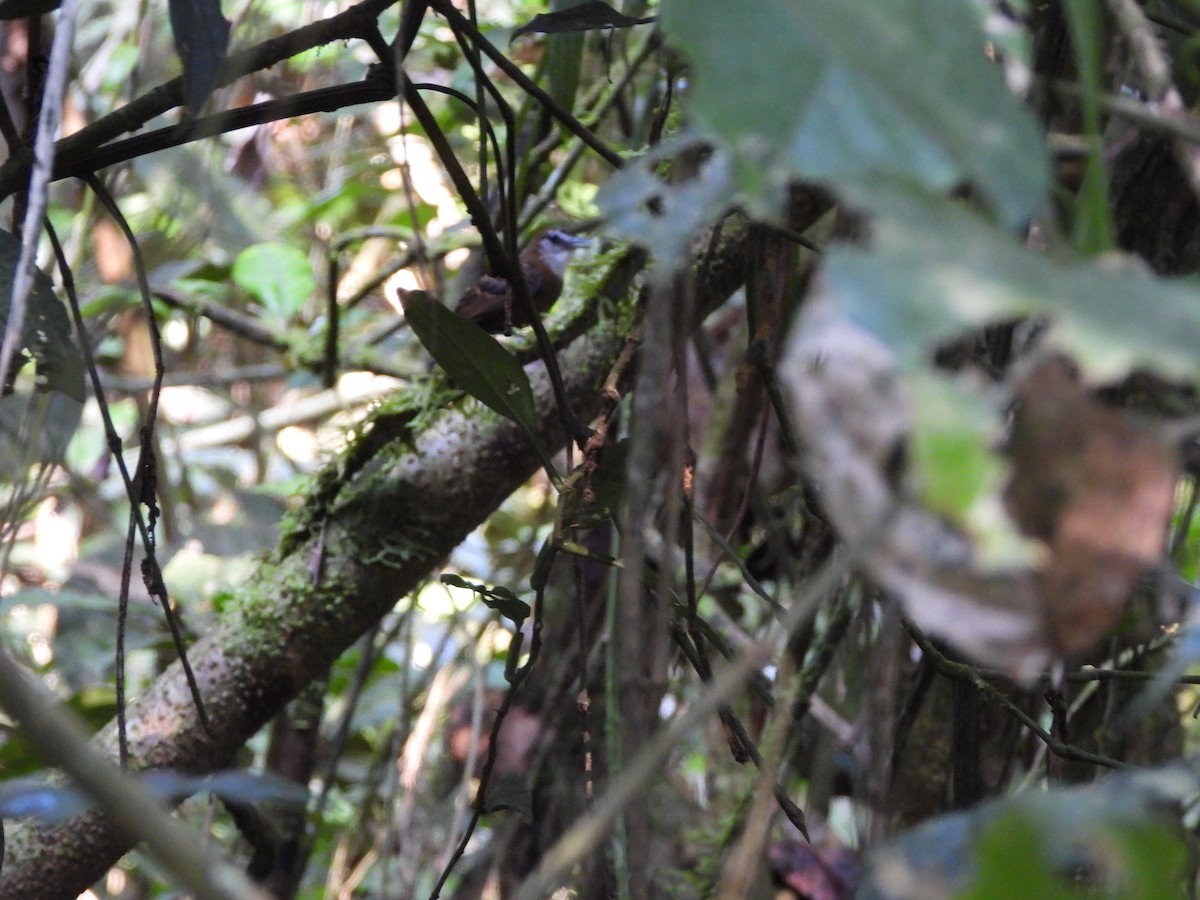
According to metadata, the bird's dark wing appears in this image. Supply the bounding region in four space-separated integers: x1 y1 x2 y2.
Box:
454 275 513 333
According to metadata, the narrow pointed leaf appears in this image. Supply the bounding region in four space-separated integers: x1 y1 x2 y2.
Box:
513 0 654 37
402 291 559 481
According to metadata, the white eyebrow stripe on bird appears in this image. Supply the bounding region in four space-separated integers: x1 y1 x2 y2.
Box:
452 228 589 333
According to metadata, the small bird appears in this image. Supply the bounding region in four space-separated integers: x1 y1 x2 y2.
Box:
454 228 591 334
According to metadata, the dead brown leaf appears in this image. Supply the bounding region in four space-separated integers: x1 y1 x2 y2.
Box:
780 291 1178 681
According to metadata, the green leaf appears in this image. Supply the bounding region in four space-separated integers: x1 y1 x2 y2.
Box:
545 0 586 114
401 291 558 479
964 807 1070 900
656 0 1047 226
825 187 1200 384
1174 496 1200 582
908 375 1000 518
963 796 1187 899
439 574 530 623
232 243 315 322
488 585 521 603
1062 0 1114 253
169 0 232 115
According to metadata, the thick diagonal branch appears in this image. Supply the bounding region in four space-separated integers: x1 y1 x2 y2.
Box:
0 219 756 897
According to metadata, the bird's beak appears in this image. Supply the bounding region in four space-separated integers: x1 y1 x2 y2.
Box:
562 234 592 248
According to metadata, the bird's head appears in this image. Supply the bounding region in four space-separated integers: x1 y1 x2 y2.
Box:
525 228 591 277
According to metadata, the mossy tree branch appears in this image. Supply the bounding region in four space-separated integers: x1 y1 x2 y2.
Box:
0 221 759 898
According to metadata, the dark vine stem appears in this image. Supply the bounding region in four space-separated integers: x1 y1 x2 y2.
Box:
429 0 625 171
428 577 546 899
84 174 214 741
904 620 1128 771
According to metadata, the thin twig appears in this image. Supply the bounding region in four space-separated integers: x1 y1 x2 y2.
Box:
905 621 1129 771
53 79 395 183
429 578 546 898
85 175 214 740
1049 79 1200 147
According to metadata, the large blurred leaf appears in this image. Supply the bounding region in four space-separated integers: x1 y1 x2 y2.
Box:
859 762 1194 899
168 0 231 115
0 230 83 404
598 134 734 271
658 0 1048 228
826 188 1200 383
782 291 1177 677
231 243 315 323
790 186 1200 668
